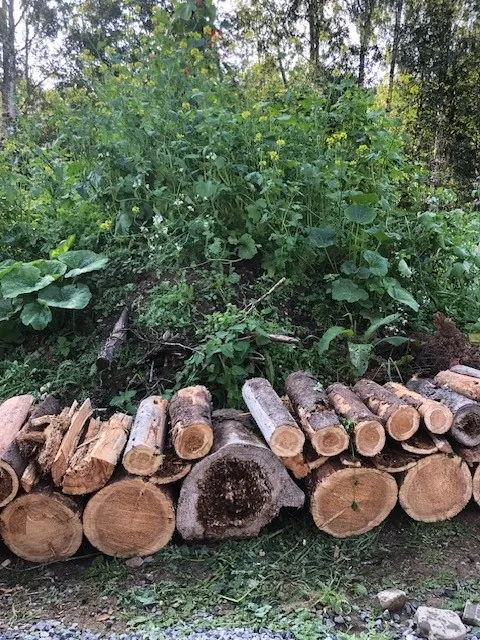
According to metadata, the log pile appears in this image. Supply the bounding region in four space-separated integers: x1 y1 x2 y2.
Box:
2 364 480 562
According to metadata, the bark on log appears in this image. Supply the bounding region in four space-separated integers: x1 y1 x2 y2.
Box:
308 460 397 538
327 382 385 456
51 399 93 486
372 447 419 473
123 397 167 475
0 485 84 562
384 382 452 434
398 453 472 522
63 413 132 495
0 394 35 507
16 395 61 457
242 378 305 457
400 430 438 455
149 449 192 485
407 378 480 447
285 372 349 456
20 460 40 493
83 474 175 557
435 370 480 401
169 386 214 460
451 365 480 379
452 443 480 465
472 464 480 507
176 409 304 541
96 306 128 371
353 380 420 441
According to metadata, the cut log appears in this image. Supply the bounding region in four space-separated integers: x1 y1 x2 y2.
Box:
96 306 128 371
0 485 84 562
51 399 93 486
308 460 397 538
280 453 310 479
16 395 61 457
451 365 480 379
398 453 472 522
353 380 420 441
176 409 304 541
62 413 132 495
149 449 192 485
304 442 329 471
452 442 480 465
0 394 35 507
285 372 349 456
384 382 452 434
435 369 480 401
407 378 480 447
20 460 40 493
169 386 214 460
83 475 175 557
327 382 385 456
430 433 453 454
401 431 438 455
472 465 480 507
123 397 167 475
372 447 419 473
242 378 305 457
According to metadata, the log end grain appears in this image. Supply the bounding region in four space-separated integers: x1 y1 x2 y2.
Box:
270 424 305 457
149 451 192 485
311 424 349 457
354 420 386 457
0 462 19 507
386 406 420 441
173 423 214 460
423 403 453 434
123 445 164 476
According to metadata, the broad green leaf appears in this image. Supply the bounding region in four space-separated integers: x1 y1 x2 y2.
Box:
398 259 412 278
49 235 76 259
1 264 54 298
38 283 92 309
450 262 465 278
384 278 419 312
363 250 388 276
20 301 52 330
237 234 258 260
348 343 373 376
307 226 337 249
59 250 109 278
379 336 410 346
115 212 133 235
468 333 480 344
30 259 67 280
344 204 377 225
351 192 379 205
0 298 17 322
363 313 401 341
340 261 358 275
317 326 353 355
0 260 19 279
195 179 219 199
331 278 369 303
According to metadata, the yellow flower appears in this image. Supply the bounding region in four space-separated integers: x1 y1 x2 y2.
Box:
258 115 268 122
254 132 263 142
132 206 140 214
190 47 202 60
182 101 191 110
203 25 213 35
356 144 369 154
241 111 251 120
99 220 112 230
269 151 279 162
179 40 188 49
326 131 348 147
259 160 267 167
276 139 285 147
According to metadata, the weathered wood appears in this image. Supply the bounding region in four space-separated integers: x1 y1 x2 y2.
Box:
169 386 214 460
149 448 192 485
242 378 305 457
384 382 452 434
285 372 349 456
407 378 480 447
398 453 472 522
327 383 385 456
96 306 128 371
429 433 453 454
83 474 175 558
0 484 84 562
451 365 480 379
435 369 480 401
472 464 480 507
401 430 438 455
51 399 93 486
176 409 304 541
16 395 61 457
372 447 419 473
20 460 40 493
353 380 420 441
339 452 363 467
452 442 480 465
123 397 167 475
308 460 397 538
63 413 132 495
36 407 74 475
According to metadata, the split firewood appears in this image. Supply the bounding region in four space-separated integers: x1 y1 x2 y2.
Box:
285 372 349 456
353 379 420 441
450 365 480 379
63 413 132 495
51 399 93 486
242 378 305 457
0 394 35 507
20 460 41 493
407 378 480 447
176 409 304 541
326 382 385 456
400 430 438 455
0 484 84 562
435 369 480 401
169 386 214 460
384 382 452 434
36 404 77 475
308 460 397 538
339 452 363 467
452 442 480 465
398 453 472 522
83 474 175 558
149 448 192 485
372 446 419 473
96 306 128 371
16 395 61 458
280 453 310 479
123 397 167 475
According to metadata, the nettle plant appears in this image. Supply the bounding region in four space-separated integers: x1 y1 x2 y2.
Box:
0 237 108 337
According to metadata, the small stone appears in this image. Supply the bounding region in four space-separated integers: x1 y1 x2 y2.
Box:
125 556 144 568
382 610 391 620
464 603 480 627
378 589 408 612
415 606 467 640
334 616 345 625
145 573 155 582
394 614 401 622
1 558 11 568
143 556 154 564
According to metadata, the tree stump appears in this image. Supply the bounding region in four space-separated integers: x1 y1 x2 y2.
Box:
123 396 166 475
169 386 213 460
384 382 452 434
435 370 480 401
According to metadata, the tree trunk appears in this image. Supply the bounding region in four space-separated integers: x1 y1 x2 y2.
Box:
0 484 84 562
83 474 175 557
386 0 403 112
435 370 480 401
384 381 452 434
398 453 472 522
242 378 305 457
400 430 438 455
353 380 420 441
96 307 128 371
407 378 480 446
1 0 16 134
450 365 480 379
169 386 213 460
122 397 167 475
327 382 385 456
51 399 93 486
176 409 304 541
357 0 376 87
308 460 397 538
285 372 349 456
372 446 419 473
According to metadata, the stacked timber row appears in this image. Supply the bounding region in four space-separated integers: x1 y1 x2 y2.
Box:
1 364 480 562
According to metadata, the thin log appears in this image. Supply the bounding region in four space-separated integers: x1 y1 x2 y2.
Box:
398 453 472 522
96 306 128 371
451 365 480 379
20 460 40 493
435 369 480 401
51 399 93 486
308 460 397 538
430 433 453 454
384 381 452 434
285 372 349 456
401 430 438 456
242 378 305 457
169 386 214 460
123 397 167 475
353 379 420 441
16 395 61 457
149 449 192 485
372 446 419 473
327 382 385 456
